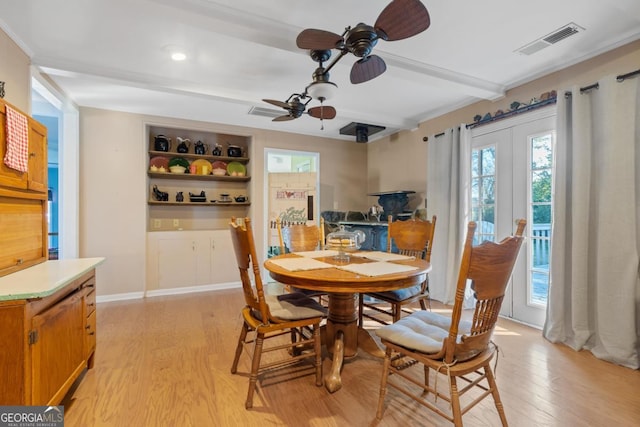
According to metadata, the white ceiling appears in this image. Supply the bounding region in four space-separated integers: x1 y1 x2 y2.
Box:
2 0 640 142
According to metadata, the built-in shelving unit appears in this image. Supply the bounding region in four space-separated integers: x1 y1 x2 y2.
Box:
146 124 251 231
147 171 250 182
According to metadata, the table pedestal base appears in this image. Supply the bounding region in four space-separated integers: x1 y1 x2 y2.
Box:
323 292 386 392
325 330 345 393
265 254 430 394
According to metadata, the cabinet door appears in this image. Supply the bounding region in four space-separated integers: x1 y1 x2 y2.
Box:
31 291 85 405
210 231 239 284
27 119 47 193
0 196 47 275
157 237 200 288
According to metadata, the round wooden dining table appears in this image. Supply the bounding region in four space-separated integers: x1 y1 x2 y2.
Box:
264 252 431 393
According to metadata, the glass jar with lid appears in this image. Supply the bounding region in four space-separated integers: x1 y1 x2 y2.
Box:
325 226 366 261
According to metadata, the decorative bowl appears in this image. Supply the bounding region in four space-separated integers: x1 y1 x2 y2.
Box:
191 158 213 175
169 165 186 174
168 157 189 169
227 161 246 176
212 168 227 176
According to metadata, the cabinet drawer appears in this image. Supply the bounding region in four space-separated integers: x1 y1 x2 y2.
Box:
85 310 96 357
85 290 96 317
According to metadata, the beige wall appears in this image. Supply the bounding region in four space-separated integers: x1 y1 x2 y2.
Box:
0 28 31 111
79 109 148 295
367 39 640 212
79 108 367 296
4 22 640 297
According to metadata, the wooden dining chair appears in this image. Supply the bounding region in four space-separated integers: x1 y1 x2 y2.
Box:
276 217 325 254
374 219 526 426
358 215 436 326
229 217 327 409
276 218 327 302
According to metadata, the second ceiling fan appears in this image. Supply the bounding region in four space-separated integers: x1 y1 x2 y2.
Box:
263 49 337 127
296 0 431 84
263 94 336 122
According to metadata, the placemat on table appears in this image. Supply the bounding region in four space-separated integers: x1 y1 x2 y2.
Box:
292 249 340 258
269 257 335 271
351 251 415 262
337 261 418 277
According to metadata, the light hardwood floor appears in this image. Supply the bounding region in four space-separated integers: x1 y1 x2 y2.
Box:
62 289 640 427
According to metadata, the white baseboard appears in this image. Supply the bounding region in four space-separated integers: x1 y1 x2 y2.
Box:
95 282 241 303
144 282 241 298
96 292 145 303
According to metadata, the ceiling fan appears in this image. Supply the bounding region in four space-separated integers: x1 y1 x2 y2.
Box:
262 93 336 123
263 50 337 128
296 0 431 84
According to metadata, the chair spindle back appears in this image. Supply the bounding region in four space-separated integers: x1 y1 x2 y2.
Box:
444 219 526 363
387 215 436 261
229 217 271 324
277 217 325 253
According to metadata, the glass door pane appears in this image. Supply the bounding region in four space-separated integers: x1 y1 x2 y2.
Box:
529 133 554 306
471 111 555 327
471 146 496 244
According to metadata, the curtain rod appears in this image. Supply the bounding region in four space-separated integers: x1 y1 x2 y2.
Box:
425 95 558 140
426 67 640 140
565 67 640 97
616 68 640 82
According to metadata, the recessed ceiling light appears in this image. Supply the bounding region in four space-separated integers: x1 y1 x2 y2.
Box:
171 52 187 61
163 44 188 61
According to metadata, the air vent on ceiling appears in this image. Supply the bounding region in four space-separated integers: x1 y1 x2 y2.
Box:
515 22 585 56
248 106 282 118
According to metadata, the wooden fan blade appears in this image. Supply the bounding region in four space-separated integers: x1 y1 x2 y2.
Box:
263 98 290 109
308 105 337 120
374 0 430 41
273 114 296 122
296 29 343 50
350 55 386 84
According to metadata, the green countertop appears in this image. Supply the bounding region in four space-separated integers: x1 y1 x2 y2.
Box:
0 258 105 301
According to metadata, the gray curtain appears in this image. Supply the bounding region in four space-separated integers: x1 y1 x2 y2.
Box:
426 125 472 305
543 75 640 369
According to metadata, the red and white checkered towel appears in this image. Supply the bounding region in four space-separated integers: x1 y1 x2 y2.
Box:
3 105 29 173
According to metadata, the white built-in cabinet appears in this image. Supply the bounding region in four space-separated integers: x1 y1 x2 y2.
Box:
146 230 238 293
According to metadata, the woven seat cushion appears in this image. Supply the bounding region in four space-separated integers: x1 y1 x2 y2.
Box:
264 292 327 320
369 283 422 302
375 310 472 354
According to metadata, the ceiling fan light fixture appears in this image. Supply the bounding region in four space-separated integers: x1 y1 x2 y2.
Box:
306 80 338 101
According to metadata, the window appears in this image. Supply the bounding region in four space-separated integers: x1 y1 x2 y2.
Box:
529 133 554 306
471 146 496 244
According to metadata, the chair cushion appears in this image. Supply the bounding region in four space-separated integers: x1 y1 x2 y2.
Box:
369 284 423 302
265 293 327 320
375 310 472 354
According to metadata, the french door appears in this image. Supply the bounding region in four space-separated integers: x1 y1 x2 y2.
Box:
470 109 555 327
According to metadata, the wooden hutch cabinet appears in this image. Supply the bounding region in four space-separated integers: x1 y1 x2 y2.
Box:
0 97 103 405
0 260 103 405
0 97 48 278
